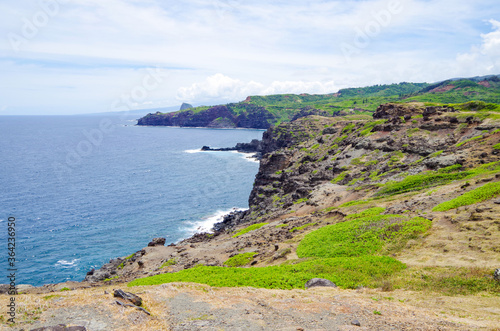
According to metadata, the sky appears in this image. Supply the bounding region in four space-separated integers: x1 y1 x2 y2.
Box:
0 0 499 115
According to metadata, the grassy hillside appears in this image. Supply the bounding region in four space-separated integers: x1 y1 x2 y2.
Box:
140 75 500 128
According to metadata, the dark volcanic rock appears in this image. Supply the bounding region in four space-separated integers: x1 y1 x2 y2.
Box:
114 289 143 306
305 278 337 289
148 237 166 247
213 210 249 232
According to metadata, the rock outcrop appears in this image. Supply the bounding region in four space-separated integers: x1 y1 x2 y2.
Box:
137 104 275 129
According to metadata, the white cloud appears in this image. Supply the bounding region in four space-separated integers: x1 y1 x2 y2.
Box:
455 19 500 76
1 1 500 114
176 73 338 103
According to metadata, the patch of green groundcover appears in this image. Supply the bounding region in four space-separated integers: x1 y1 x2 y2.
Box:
223 252 257 267
432 182 500 211
233 223 268 238
296 214 431 258
377 161 500 196
128 256 406 290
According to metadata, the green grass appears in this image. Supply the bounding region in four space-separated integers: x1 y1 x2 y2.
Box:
377 170 470 196
297 213 431 258
456 135 484 147
104 276 119 282
388 266 500 296
224 252 257 267
60 287 70 291
293 198 309 204
233 223 268 238
494 143 500 150
290 222 317 233
128 256 406 290
338 199 374 208
432 182 500 211
345 207 385 220
160 259 177 268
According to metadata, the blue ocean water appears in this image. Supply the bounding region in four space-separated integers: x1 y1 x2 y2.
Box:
0 114 263 286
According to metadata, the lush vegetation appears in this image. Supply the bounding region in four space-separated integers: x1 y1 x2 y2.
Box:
146 76 500 128
232 223 268 238
223 252 257 267
432 182 500 211
129 256 405 290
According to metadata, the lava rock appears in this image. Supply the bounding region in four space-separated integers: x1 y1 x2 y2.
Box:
148 237 166 247
114 289 143 306
351 320 361 327
494 268 500 282
305 278 337 289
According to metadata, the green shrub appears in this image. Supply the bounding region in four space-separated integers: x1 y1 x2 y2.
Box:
224 252 257 267
432 182 500 211
233 223 268 238
129 256 406 290
494 143 500 150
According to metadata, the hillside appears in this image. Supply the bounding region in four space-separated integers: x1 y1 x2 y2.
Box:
6 99 500 330
137 75 500 129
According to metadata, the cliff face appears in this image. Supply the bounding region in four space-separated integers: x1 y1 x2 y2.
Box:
245 103 500 221
137 104 275 129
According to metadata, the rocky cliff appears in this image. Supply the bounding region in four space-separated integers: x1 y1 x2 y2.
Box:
137 104 276 129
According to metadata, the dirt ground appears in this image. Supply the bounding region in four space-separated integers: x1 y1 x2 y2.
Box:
2 282 499 331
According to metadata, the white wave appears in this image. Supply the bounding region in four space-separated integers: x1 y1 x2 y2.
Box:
185 207 247 235
55 259 80 268
185 149 202 153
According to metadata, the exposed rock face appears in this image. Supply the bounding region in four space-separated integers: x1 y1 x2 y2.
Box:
373 103 455 119
137 104 275 129
305 278 337 289
148 237 166 247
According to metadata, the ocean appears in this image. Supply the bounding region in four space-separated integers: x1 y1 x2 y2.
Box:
0 114 263 286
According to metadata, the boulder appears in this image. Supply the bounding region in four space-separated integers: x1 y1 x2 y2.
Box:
494 268 500 282
305 278 337 289
148 237 166 247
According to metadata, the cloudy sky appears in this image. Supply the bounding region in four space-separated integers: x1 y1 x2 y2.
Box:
1 0 499 115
